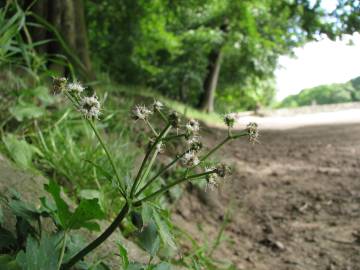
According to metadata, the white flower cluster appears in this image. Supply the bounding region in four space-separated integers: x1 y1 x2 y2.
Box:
79 96 101 119
53 78 101 119
132 105 153 120
247 122 259 144
153 100 164 111
67 81 85 93
186 119 200 134
224 112 239 128
182 151 200 167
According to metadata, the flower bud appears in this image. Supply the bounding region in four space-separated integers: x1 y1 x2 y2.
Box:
215 163 232 177
247 122 259 144
224 113 239 128
169 112 180 128
52 77 67 95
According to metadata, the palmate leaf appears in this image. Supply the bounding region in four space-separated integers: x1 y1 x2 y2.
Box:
16 234 61 270
68 198 105 231
44 180 72 228
44 181 105 231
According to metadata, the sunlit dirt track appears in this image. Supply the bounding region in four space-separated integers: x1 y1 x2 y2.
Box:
174 108 360 270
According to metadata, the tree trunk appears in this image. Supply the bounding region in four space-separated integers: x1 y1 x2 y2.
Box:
198 48 223 113
25 0 94 80
73 0 95 79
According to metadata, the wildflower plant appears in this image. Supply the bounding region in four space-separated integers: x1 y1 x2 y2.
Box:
49 78 258 269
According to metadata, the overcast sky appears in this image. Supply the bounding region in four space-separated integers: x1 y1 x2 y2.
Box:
275 33 360 101
275 0 360 101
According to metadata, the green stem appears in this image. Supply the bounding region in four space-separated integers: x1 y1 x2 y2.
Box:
156 108 168 123
57 232 68 270
200 137 231 162
199 131 248 163
87 120 126 197
134 170 216 206
145 119 158 136
130 123 171 198
61 203 130 270
135 151 187 197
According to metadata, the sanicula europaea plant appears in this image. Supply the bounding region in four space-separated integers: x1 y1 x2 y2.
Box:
52 78 258 269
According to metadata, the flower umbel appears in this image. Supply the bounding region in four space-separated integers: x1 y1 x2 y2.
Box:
224 113 239 128
247 122 259 144
153 100 164 111
182 151 200 167
205 167 218 190
186 136 202 152
67 81 85 93
132 105 152 120
186 119 200 134
79 96 101 119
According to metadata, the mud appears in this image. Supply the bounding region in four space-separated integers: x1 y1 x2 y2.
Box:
174 123 360 270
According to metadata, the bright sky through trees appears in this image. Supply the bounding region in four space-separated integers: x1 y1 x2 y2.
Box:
275 33 360 101
276 0 360 101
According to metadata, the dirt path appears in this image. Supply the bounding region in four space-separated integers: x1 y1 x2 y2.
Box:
174 122 360 270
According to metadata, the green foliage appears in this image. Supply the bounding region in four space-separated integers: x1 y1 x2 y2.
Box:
279 76 360 107
85 0 359 112
44 180 105 231
2 134 40 169
16 234 61 270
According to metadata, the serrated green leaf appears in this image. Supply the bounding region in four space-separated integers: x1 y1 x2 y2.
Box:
9 199 40 222
68 198 105 231
2 134 38 169
44 180 71 229
117 242 129 269
153 211 176 250
141 204 153 226
137 221 160 257
15 234 61 270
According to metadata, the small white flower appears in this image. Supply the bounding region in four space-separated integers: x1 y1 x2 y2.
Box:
205 167 218 191
67 81 85 93
153 100 164 111
156 141 164 153
186 119 200 133
182 151 200 167
224 112 239 128
79 96 101 119
186 136 202 152
132 105 152 120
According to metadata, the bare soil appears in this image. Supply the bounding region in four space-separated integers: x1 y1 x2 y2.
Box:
174 123 360 270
